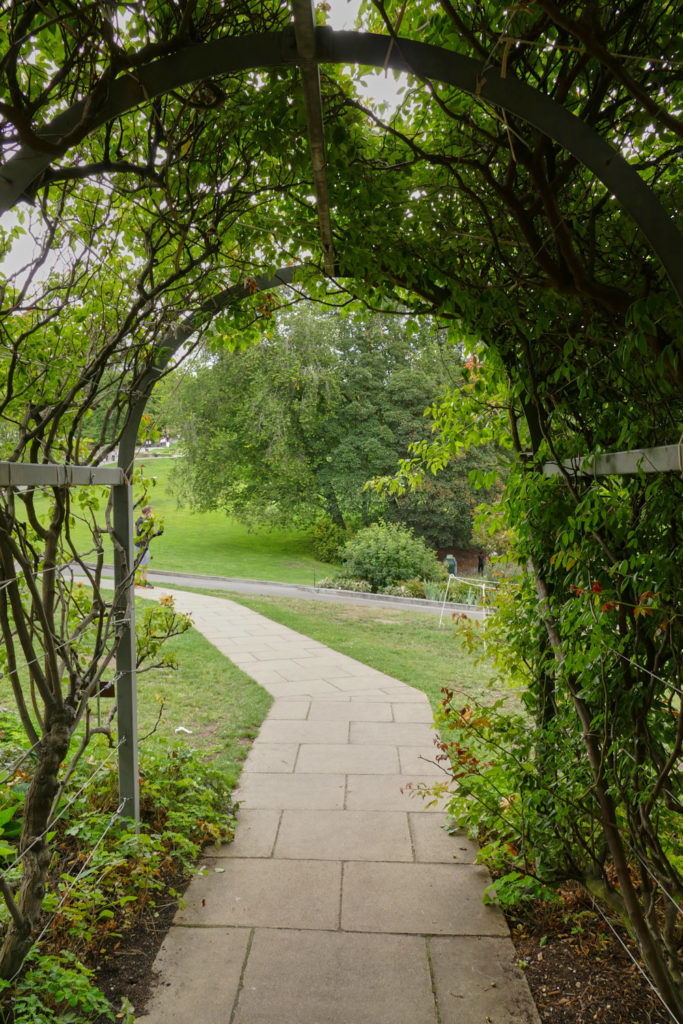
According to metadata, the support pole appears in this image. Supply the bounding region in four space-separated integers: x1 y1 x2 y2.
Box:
112 478 139 824
439 574 453 627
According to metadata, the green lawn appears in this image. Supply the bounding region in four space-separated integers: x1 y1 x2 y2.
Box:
0 592 273 788
134 600 272 784
188 589 498 712
66 456 338 583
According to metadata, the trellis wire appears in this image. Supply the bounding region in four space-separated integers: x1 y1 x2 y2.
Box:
633 848 683 920
588 895 681 1024
0 736 44 789
0 610 130 685
0 739 124 881
0 556 77 595
12 798 126 984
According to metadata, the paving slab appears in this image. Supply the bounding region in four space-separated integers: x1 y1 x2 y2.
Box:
233 930 437 1024
430 936 542 1023
254 679 341 697
204 809 281 859
345 773 450 812
356 691 427 702
255 719 349 744
241 742 299 773
267 700 311 719
274 809 413 861
307 700 393 721
295 742 400 774
236 771 346 809
392 701 436 722
246 658 334 680
341 862 509 935
176 859 341 929
349 721 436 745
321 674 394 692
409 814 479 864
398 744 441 774
137 927 249 1024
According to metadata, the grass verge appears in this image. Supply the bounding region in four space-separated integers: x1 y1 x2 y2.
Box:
134 600 272 785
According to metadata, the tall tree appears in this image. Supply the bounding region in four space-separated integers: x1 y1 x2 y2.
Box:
162 305 490 544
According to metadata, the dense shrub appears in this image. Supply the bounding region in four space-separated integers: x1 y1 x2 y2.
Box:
311 517 349 563
340 522 443 592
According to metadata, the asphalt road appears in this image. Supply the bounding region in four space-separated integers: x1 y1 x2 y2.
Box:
95 565 489 619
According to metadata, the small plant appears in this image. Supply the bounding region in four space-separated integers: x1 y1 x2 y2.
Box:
422 580 444 601
0 951 115 1023
315 577 338 588
408 683 611 916
332 578 373 593
402 578 426 598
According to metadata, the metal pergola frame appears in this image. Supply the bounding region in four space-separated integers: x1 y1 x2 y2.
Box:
542 444 683 479
0 461 139 821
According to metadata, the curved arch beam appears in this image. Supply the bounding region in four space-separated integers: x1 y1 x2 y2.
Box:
1 27 681 303
117 265 300 472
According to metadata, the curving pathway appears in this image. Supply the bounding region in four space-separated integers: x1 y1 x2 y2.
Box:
139 589 539 1024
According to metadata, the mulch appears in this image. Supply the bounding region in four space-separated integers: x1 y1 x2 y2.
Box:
506 885 672 1023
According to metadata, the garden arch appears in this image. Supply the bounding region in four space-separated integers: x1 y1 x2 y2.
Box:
2 6 683 1006
1 22 682 300
2 7 682 823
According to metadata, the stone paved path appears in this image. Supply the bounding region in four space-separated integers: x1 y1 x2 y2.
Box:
139 590 539 1024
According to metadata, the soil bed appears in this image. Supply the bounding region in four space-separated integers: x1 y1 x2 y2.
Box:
506 885 671 1023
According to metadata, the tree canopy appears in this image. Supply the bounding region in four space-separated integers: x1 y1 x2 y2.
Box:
160 306 497 546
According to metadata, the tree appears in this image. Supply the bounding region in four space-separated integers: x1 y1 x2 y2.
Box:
163 304 491 543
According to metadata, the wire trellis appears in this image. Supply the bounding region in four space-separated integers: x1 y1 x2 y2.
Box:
12 798 127 984
588 895 682 1024
0 739 124 881
0 737 44 789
